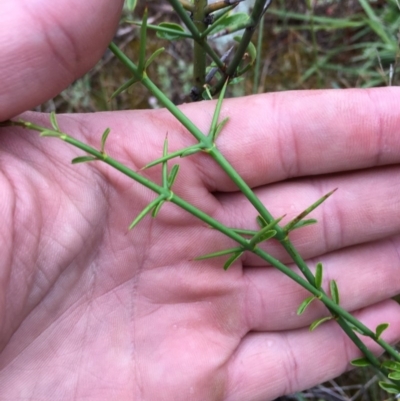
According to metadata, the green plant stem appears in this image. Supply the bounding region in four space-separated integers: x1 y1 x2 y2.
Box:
12 117 400 372
212 0 271 95
253 14 264 94
179 0 195 12
107 41 400 373
192 0 208 98
167 0 225 73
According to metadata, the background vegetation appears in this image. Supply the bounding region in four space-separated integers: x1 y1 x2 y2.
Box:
36 0 400 399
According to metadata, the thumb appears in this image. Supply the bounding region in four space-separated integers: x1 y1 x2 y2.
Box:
0 0 124 121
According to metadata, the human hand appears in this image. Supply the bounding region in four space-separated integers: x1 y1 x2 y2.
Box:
1 1 400 400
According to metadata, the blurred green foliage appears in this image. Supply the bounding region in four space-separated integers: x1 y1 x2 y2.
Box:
37 0 400 115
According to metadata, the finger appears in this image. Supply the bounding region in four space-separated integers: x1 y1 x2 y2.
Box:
241 236 400 332
0 0 123 121
226 300 400 401
216 165 400 262
177 87 400 191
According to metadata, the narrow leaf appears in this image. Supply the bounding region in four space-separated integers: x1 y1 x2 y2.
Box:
142 150 183 170
231 228 258 236
195 247 244 261
388 371 400 380
180 146 202 158
152 200 165 218
315 262 323 289
110 77 139 100
297 296 316 315
49 112 60 131
350 357 371 367
250 215 284 246
330 280 340 305
309 316 332 331
208 13 249 35
378 381 400 394
229 77 246 85
209 79 228 141
284 189 337 232
256 215 268 228
138 8 148 75
167 164 180 188
162 135 168 187
126 0 138 12
212 117 229 142
224 251 243 271
375 323 389 340
256 229 277 243
71 156 97 164
382 360 400 372
144 47 165 70
290 219 318 231
203 85 213 100
39 130 62 138
129 197 163 230
156 22 186 40
233 36 257 65
100 127 111 154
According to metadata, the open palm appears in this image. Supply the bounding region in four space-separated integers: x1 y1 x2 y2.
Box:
1 1 400 400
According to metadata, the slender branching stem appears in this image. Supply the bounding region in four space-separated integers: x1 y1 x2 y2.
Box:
192 0 208 100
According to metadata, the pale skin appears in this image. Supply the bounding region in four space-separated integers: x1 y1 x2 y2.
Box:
1 1 400 400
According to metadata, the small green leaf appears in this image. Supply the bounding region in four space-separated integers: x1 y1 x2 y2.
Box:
203 85 213 100
129 197 163 230
126 0 138 12
162 135 169 186
290 219 318 231
209 13 249 35
375 322 389 340
180 146 202 158
212 117 229 142
256 215 268 228
100 127 111 154
156 22 186 40
246 41 257 65
110 77 139 100
350 357 371 367
257 229 277 242
284 189 337 232
330 280 340 305
378 381 400 394
249 215 285 247
223 251 243 270
315 262 323 289
167 164 180 188
297 296 316 315
309 316 332 331
152 200 165 218
388 371 400 380
195 247 244 261
233 36 257 65
250 219 284 248
382 360 400 372
209 79 228 141
229 77 245 85
71 156 97 164
49 112 60 131
39 130 62 138
145 47 165 69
